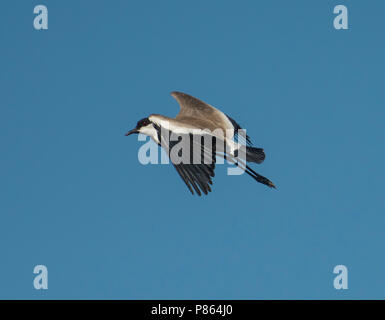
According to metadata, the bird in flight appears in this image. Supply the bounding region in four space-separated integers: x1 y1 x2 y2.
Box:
125 91 275 196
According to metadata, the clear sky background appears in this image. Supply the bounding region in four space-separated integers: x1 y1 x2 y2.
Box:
1 0 384 299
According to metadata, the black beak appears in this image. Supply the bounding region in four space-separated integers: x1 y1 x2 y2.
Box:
125 128 138 136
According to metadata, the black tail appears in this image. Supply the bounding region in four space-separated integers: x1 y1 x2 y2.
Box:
246 147 265 164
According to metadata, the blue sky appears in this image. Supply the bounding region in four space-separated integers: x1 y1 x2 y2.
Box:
1 0 384 299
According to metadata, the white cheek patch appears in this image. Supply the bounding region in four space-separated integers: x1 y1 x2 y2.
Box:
138 124 159 143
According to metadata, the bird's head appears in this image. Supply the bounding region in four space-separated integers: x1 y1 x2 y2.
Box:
125 117 153 136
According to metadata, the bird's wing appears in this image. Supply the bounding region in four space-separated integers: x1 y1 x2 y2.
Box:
171 91 218 120
171 92 254 148
153 123 217 196
152 122 275 195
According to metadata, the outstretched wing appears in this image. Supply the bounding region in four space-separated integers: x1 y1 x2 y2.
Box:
171 92 256 152
171 91 218 120
152 122 275 195
153 123 217 196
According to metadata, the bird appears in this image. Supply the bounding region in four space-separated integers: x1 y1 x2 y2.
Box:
125 91 275 196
